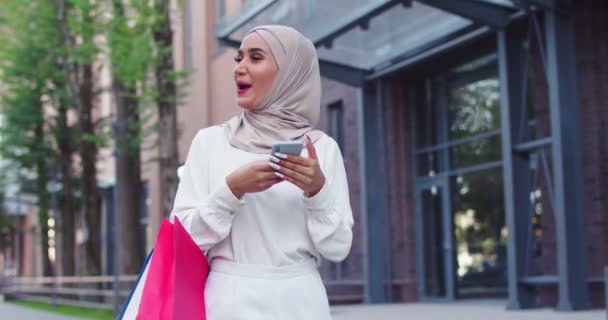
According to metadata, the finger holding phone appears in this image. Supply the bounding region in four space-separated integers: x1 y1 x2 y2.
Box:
226 160 282 199
269 137 326 197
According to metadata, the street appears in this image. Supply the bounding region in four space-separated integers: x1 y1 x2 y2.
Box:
0 300 604 320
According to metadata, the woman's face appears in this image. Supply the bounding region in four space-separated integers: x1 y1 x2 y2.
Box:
233 32 279 110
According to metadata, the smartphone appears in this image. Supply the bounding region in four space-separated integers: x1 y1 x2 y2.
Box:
271 141 304 156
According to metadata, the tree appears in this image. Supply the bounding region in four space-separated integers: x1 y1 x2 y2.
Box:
0 1 66 276
152 0 179 218
1 0 106 278
1 0 188 279
107 0 189 273
56 0 105 276
108 0 149 273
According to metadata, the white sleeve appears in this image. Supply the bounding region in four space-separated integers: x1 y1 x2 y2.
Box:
170 129 245 252
303 138 354 262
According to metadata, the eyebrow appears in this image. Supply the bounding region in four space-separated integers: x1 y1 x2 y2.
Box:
237 48 267 55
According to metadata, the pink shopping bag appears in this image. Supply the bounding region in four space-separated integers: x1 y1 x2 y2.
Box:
120 218 208 319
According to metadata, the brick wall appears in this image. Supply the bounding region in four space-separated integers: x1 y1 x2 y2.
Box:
573 0 608 307
317 77 364 302
383 78 418 301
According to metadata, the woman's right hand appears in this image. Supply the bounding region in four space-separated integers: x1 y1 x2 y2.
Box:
226 160 282 199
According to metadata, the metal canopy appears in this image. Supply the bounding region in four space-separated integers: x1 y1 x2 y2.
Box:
216 0 521 79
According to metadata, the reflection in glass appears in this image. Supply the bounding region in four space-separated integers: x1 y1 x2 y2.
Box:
450 135 502 169
421 187 445 297
451 168 507 296
447 77 502 170
449 79 501 139
416 152 438 177
415 56 508 298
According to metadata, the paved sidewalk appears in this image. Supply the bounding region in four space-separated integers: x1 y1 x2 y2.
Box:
331 301 604 320
1 300 604 319
0 302 85 320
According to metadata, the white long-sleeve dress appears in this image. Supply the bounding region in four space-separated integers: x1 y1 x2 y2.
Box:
169 125 354 320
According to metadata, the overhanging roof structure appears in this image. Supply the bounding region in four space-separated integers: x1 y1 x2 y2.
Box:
216 0 527 83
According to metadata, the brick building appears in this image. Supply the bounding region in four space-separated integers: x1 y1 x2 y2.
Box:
202 0 607 311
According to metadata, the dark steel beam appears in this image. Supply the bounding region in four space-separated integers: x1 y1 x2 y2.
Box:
511 0 556 11
520 275 559 285
520 275 605 285
435 76 456 300
319 60 367 87
415 161 503 183
497 24 538 309
358 81 391 303
219 37 241 49
605 267 608 315
415 130 500 154
417 0 514 28
544 6 591 311
512 137 553 153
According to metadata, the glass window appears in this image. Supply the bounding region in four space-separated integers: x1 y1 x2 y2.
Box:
414 56 507 298
449 135 502 169
451 168 507 296
448 78 501 140
415 56 502 176
420 186 446 297
415 81 438 148
447 60 502 171
416 151 439 177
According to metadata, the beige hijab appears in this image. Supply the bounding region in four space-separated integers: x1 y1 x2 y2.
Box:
224 25 324 154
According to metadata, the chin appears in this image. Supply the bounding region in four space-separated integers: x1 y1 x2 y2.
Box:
237 100 256 111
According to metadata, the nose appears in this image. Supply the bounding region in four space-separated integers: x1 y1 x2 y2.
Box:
234 60 246 78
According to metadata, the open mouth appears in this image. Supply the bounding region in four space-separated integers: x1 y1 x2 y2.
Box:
236 81 252 95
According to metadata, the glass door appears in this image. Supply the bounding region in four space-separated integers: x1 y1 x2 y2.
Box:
415 178 457 300
414 54 507 300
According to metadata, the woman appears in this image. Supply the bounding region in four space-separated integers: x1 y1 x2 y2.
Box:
170 25 353 320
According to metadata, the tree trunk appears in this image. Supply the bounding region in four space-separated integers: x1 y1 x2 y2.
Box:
57 100 76 277
35 122 53 277
113 78 144 274
56 0 102 276
154 0 179 217
79 62 102 276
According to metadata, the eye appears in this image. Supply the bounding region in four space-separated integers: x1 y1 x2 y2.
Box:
250 54 263 61
234 56 243 63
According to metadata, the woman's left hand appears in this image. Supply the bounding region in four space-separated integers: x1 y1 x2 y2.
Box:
269 136 326 197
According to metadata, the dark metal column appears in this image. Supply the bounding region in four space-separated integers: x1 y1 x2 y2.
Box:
544 6 591 311
434 76 457 300
357 80 391 303
497 25 537 309
604 267 608 316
